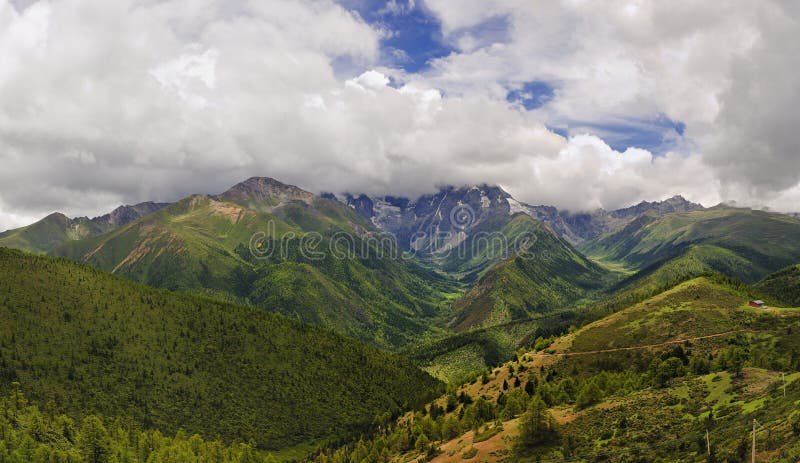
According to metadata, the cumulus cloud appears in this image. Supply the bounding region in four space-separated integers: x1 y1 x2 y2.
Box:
0 0 798 231
505 135 721 211
704 1 800 205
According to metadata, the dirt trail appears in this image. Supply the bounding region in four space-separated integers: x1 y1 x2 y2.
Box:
529 329 754 358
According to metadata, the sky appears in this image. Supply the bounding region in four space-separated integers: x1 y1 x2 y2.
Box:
0 0 799 231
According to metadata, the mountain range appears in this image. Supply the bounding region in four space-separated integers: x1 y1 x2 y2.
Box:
337 187 704 247
4 175 800 461
4 177 800 346
0 202 167 253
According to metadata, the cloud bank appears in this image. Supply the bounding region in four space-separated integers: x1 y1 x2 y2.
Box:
0 0 798 230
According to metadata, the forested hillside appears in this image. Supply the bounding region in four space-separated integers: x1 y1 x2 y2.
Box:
0 388 279 462
314 277 800 463
0 247 442 451
754 264 800 307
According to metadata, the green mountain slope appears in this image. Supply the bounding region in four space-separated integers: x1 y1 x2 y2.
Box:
753 263 800 307
0 213 101 253
436 211 544 282
582 206 800 283
567 277 751 353
53 178 457 349
315 277 800 463
448 215 609 332
0 203 166 254
0 247 442 451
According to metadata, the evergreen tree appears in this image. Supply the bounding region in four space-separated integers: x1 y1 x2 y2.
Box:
77 415 111 463
575 381 602 410
516 395 557 449
524 380 535 396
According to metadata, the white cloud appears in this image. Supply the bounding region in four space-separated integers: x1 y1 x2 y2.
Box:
0 0 799 232
346 69 390 90
150 47 219 108
504 134 720 211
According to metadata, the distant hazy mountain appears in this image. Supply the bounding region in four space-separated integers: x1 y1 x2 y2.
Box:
534 194 705 243
0 201 168 253
582 206 800 283
91 201 170 228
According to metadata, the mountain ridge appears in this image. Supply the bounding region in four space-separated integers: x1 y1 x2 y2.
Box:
0 201 169 253
334 187 704 245
50 179 458 350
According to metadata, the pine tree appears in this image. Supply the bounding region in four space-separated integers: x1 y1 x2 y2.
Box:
524 380 535 396
77 415 111 463
516 395 557 448
575 381 602 410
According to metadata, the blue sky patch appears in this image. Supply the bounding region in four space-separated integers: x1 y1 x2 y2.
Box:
507 81 555 110
335 2 685 156
567 114 687 154
337 0 455 72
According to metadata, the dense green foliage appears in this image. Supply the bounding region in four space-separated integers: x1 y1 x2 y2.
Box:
407 313 577 384
0 247 442 451
0 387 281 462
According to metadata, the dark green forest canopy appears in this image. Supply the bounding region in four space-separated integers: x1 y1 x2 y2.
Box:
0 247 442 450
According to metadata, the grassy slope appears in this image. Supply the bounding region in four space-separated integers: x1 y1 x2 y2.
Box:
753 264 800 307
566 278 752 353
53 194 457 350
529 277 800 461
448 215 609 332
0 213 104 254
435 213 537 282
0 247 443 450
581 206 800 283
320 276 800 462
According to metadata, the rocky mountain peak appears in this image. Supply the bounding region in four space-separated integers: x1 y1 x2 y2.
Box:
612 195 704 219
215 177 315 205
93 202 169 228
344 194 374 218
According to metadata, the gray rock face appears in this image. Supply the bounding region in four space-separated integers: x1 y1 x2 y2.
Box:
214 177 316 206
344 185 513 252
346 188 704 245
92 202 169 228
